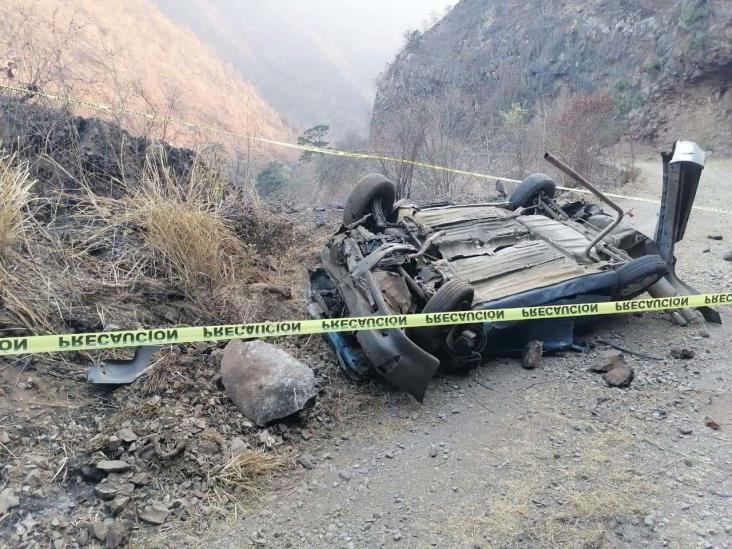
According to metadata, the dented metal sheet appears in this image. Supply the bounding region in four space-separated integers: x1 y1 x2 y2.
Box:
517 215 599 264
448 240 598 302
413 205 509 227
433 218 528 260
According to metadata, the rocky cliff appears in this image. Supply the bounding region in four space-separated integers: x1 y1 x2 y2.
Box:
374 0 732 152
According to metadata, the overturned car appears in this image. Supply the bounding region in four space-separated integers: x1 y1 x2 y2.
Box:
307 141 719 401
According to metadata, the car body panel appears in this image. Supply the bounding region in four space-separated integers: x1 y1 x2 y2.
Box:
307 141 719 400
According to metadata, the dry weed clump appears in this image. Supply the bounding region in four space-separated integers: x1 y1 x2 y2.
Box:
214 450 284 493
0 151 34 255
124 150 246 292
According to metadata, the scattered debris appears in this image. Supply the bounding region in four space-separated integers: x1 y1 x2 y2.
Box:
705 418 721 431
670 347 695 359
589 350 635 387
602 364 635 388
595 339 664 361
220 340 317 426
521 340 543 369
590 350 625 373
297 454 315 470
139 503 170 525
95 460 132 474
0 488 20 514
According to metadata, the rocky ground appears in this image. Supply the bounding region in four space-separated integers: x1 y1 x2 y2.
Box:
158 156 732 549
1 155 731 548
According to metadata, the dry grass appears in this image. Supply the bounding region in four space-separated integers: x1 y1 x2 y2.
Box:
214 450 284 492
0 151 34 255
124 149 247 291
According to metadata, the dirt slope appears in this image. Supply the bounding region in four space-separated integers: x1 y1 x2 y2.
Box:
0 0 291 147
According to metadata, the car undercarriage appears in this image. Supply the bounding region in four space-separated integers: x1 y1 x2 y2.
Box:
307 141 720 401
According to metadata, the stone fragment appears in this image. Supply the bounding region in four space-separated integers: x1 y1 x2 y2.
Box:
707 234 723 240
705 418 720 431
0 488 19 514
723 250 732 262
139 502 170 525
105 520 131 549
94 480 134 501
108 496 130 516
590 350 625 373
338 470 352 481
670 347 695 359
130 472 151 486
229 437 248 458
92 520 107 542
220 340 316 426
96 460 131 474
521 340 542 369
116 429 138 443
603 364 635 388
297 454 315 470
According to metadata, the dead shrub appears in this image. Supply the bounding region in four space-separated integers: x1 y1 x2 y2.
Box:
214 450 283 492
124 149 246 291
0 150 34 255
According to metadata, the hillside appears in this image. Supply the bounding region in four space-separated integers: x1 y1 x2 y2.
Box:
373 0 732 153
152 0 452 137
0 0 291 148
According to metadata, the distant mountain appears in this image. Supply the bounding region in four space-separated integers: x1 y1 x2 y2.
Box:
374 0 732 152
152 0 452 138
0 0 291 148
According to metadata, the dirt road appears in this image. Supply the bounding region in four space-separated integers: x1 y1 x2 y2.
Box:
151 157 731 548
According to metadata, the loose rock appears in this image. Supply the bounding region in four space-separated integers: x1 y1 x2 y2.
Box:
105 520 131 548
723 250 732 262
671 347 695 359
603 364 635 387
220 340 317 426
297 454 315 470
116 428 138 443
590 350 625 373
521 340 543 369
0 488 20 514
139 502 170 525
707 234 723 240
96 460 131 474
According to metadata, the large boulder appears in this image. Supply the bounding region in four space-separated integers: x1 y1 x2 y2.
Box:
220 340 316 426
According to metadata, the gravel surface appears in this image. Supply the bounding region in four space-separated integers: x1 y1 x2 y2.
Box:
2 157 729 548
155 156 732 548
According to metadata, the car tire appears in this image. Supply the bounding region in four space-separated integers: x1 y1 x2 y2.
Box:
343 174 396 226
614 255 668 299
508 173 556 210
409 279 474 351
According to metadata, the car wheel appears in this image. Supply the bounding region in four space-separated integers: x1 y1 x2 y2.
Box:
508 173 556 210
614 255 668 299
409 279 474 352
342 174 396 226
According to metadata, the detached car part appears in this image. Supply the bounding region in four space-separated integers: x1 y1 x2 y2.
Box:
307 141 719 401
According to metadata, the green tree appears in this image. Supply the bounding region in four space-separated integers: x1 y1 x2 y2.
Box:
297 124 330 162
255 161 290 197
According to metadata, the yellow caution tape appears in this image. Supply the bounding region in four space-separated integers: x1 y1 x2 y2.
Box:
1 84 730 215
0 293 728 356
